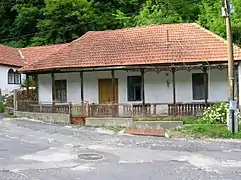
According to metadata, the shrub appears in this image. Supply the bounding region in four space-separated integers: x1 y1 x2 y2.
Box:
200 102 228 124
0 103 4 113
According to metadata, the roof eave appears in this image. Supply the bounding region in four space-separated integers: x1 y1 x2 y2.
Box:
19 61 237 74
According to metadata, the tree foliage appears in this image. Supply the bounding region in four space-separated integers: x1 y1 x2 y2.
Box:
0 0 240 47
197 0 241 45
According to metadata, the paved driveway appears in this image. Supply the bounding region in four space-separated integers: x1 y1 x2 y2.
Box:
1 118 241 179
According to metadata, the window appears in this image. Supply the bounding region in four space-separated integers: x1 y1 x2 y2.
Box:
192 73 208 100
14 71 21 84
127 76 142 101
55 80 67 103
8 69 21 84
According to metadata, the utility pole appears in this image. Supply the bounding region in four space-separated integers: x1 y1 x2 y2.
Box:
222 0 237 133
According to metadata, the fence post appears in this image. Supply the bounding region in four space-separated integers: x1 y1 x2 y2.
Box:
40 102 42 112
13 89 17 114
52 101 56 113
131 104 134 119
69 102 72 124
85 101 89 117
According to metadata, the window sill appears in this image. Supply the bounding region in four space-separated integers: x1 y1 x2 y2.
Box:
8 83 21 85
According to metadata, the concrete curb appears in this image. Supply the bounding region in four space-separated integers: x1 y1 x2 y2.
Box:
2 117 52 125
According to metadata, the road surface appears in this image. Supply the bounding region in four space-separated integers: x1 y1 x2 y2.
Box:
1 117 241 179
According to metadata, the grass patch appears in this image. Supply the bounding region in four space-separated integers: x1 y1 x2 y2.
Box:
175 124 241 139
133 116 199 124
4 113 17 118
134 116 182 122
105 125 125 133
182 117 200 124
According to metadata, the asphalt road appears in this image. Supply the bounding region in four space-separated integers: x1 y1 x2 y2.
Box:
1 117 241 179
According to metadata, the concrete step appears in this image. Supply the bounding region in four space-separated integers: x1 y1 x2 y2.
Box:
124 128 165 137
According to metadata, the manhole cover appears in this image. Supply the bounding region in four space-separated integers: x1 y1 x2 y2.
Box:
78 153 103 161
0 149 7 152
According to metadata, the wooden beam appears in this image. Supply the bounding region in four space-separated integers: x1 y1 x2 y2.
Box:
26 74 30 99
140 69 145 105
80 71 84 102
171 68 176 105
111 70 115 103
203 67 208 107
51 73 56 102
22 62 233 75
35 74 38 102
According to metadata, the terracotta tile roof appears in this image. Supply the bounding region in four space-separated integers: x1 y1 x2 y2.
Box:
20 23 241 72
0 45 24 67
20 43 68 63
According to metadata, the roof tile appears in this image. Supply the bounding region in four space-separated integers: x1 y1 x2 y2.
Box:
20 43 68 63
21 23 241 72
0 45 24 67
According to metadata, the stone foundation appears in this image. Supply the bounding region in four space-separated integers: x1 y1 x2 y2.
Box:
85 117 133 127
15 111 70 124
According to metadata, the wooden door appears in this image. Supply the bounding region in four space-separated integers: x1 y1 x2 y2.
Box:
98 79 118 104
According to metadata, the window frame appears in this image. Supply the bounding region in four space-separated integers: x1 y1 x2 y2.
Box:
14 70 21 84
8 69 21 85
127 76 142 101
192 73 208 100
55 79 67 103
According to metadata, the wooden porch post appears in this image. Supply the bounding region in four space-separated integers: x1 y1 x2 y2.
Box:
80 71 84 102
111 70 117 117
25 74 30 111
140 69 146 115
141 69 145 105
26 74 30 99
51 73 56 112
203 67 208 107
171 68 176 115
34 74 38 102
111 70 115 103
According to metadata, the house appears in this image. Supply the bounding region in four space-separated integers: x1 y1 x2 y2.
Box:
0 45 25 95
0 44 67 96
18 23 241 118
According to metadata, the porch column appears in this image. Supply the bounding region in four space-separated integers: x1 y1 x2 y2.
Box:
34 74 38 102
111 70 115 103
26 74 30 99
203 67 208 107
51 72 56 103
140 69 145 105
171 68 176 115
80 71 84 102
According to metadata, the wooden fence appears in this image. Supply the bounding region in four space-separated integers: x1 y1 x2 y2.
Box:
16 101 224 118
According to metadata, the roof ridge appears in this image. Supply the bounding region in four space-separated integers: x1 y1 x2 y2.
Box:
17 48 25 60
77 23 194 35
71 31 94 44
21 43 69 50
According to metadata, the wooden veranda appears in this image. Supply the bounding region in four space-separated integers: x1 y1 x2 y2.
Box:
21 62 239 118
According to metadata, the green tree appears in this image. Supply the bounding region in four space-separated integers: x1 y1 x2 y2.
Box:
134 0 182 26
33 0 94 45
0 0 44 47
198 0 241 45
